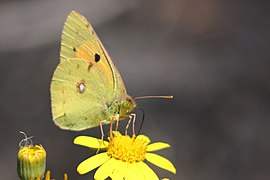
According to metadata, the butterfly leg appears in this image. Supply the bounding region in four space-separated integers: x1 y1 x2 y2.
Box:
131 113 136 135
109 114 120 137
99 120 106 142
109 121 113 138
125 116 132 135
115 114 120 132
125 113 136 135
97 120 106 154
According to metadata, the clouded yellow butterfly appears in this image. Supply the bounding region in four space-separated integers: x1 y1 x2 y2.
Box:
50 11 171 131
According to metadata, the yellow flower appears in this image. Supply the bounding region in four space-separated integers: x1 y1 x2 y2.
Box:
74 131 176 180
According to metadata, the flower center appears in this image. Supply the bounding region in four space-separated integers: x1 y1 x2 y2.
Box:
107 132 148 163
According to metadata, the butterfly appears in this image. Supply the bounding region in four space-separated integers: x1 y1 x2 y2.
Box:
50 11 172 132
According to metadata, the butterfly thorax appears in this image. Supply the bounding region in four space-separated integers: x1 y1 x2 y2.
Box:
107 95 136 121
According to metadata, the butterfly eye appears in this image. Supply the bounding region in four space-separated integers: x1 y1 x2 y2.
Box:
94 53 100 62
77 80 86 94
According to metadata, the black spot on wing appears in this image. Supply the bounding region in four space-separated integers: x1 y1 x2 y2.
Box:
95 53 100 62
73 47 77 52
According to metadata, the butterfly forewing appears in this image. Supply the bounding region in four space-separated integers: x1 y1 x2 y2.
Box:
61 11 116 94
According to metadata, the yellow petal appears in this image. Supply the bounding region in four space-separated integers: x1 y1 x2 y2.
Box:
77 152 110 174
110 159 128 179
94 158 116 180
162 178 170 180
136 135 150 144
125 163 145 180
147 142 170 152
137 162 159 180
112 131 121 137
74 136 108 149
45 171 50 180
145 153 176 174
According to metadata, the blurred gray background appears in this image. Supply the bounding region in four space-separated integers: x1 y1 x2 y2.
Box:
1 0 270 179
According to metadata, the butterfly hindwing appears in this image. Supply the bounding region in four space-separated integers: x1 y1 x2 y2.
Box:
51 58 113 130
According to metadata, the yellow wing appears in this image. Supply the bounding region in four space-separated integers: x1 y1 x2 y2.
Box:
51 58 114 130
60 11 127 98
50 11 130 130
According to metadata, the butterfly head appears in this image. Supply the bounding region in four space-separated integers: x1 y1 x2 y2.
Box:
120 95 136 116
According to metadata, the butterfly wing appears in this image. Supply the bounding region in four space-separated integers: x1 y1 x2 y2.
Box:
60 11 127 98
50 11 127 130
51 58 113 130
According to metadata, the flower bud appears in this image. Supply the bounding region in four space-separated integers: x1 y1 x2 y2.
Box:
17 145 46 180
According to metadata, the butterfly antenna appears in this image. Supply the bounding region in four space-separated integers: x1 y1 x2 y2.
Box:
134 95 173 100
135 107 145 136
